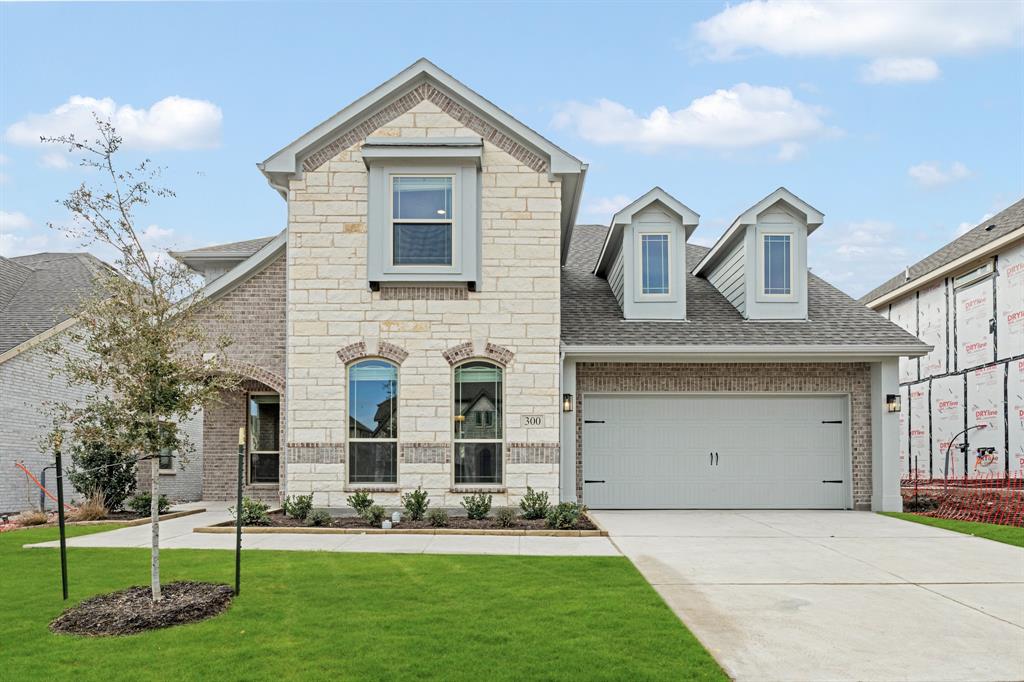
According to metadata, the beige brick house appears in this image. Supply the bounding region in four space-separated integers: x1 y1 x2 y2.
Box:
172 59 928 512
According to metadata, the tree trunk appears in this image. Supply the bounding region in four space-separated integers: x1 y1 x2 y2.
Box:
150 455 161 602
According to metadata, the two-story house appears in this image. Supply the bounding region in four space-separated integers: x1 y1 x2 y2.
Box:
172 59 928 513
860 199 1024 480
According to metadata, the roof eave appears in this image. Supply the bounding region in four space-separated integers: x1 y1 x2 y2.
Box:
561 343 932 362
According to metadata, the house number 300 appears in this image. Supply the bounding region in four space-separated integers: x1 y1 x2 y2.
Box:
521 415 543 427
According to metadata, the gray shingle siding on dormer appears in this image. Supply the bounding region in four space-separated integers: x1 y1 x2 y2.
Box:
609 248 625 308
708 241 746 316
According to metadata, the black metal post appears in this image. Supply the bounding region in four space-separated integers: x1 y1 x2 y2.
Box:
235 427 244 596
54 441 68 600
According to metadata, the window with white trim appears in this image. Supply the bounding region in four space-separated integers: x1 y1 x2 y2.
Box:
158 447 174 472
640 233 670 295
453 361 502 486
762 234 792 295
391 175 453 266
348 359 398 484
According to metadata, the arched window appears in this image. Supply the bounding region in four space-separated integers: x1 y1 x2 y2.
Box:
348 359 398 484
453 360 503 486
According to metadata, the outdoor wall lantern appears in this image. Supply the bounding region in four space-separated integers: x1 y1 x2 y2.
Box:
886 394 901 413
562 394 574 412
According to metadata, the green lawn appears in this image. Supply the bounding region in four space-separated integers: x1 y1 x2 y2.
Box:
0 525 724 681
882 513 1024 548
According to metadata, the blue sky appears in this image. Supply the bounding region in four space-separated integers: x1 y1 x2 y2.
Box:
1 1 1021 297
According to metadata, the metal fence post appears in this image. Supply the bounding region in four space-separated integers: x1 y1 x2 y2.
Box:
54 437 68 600
235 427 244 596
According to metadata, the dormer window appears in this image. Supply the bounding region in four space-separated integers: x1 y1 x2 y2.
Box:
392 175 453 266
762 234 792 296
640 233 671 296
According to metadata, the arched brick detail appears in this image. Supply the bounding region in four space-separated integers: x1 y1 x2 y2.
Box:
377 341 409 365
442 342 474 366
337 340 409 365
301 82 549 174
217 360 285 393
442 341 514 366
336 342 367 364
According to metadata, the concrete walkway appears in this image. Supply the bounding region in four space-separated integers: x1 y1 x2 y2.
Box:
591 510 1024 682
25 501 619 557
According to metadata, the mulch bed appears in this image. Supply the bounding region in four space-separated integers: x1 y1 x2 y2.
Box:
258 511 597 531
50 581 234 637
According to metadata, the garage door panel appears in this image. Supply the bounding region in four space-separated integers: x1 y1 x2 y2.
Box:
583 394 849 509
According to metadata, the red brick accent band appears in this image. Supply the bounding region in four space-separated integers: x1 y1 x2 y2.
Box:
441 341 515 367
215 360 285 394
379 285 469 301
336 340 409 365
301 82 549 174
507 442 559 464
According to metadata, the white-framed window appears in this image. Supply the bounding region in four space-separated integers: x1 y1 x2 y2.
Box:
389 174 455 268
640 233 671 295
453 360 503 486
762 233 793 296
348 359 398 484
953 259 994 290
248 393 280 484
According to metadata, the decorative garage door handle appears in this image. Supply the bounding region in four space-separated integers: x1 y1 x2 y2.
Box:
709 452 720 465
822 480 843 484
821 420 843 424
584 480 605 484
584 420 605 424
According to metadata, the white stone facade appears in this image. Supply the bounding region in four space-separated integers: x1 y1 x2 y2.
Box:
284 100 562 508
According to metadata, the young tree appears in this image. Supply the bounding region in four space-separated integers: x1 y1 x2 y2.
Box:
44 117 237 601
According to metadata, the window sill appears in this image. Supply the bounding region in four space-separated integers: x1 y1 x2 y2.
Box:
344 485 399 493
158 470 176 476
450 486 506 494
248 483 279 488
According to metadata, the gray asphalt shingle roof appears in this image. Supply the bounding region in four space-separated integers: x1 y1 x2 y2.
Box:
859 197 1024 305
170 236 275 259
0 252 114 354
561 224 927 348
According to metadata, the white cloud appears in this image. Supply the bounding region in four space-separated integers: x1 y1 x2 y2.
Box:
861 57 940 84
39 152 72 170
695 1 1023 60
955 212 994 237
908 161 970 188
5 95 222 151
0 153 9 164
0 210 32 231
810 219 912 297
777 141 805 162
553 84 831 154
582 194 632 222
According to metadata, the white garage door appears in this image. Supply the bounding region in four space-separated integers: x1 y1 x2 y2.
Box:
583 394 849 509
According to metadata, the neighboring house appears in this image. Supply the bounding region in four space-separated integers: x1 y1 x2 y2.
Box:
175 59 927 513
0 252 203 512
860 200 1024 480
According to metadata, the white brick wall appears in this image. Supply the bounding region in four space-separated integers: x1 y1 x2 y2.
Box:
285 100 562 507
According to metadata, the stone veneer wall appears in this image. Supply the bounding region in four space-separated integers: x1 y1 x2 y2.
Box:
284 98 562 508
575 362 873 509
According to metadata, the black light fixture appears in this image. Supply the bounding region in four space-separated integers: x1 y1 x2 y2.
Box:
562 393 574 412
886 394 901 413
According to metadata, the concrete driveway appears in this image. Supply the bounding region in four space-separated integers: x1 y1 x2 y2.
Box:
590 510 1024 682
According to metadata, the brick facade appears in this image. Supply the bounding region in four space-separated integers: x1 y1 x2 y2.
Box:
574 362 873 509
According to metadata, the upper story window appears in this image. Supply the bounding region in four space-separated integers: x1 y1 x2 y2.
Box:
953 258 994 290
392 175 453 266
348 359 398 485
640 233 670 295
762 234 792 296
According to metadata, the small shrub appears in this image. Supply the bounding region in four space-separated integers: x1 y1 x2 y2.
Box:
546 502 588 530
461 493 492 520
126 493 171 516
427 508 449 528
15 510 49 526
494 507 517 528
283 494 314 521
230 497 271 526
361 504 386 527
346 491 374 516
70 489 108 521
306 509 332 527
401 486 430 521
66 415 137 510
519 486 550 520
